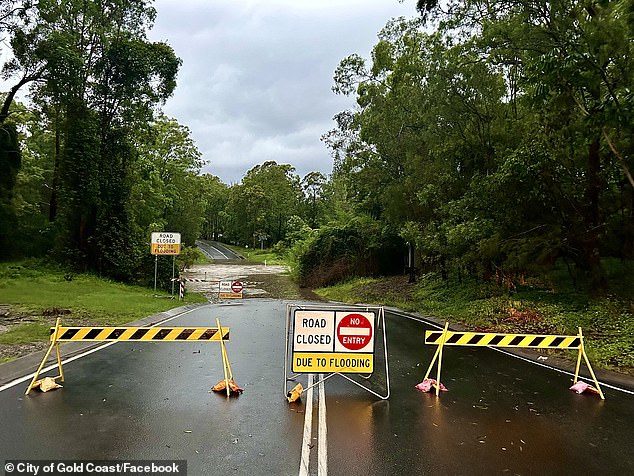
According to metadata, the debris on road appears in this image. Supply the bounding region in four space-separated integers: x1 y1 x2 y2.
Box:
569 381 600 395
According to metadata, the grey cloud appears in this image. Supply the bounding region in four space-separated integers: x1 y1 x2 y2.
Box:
149 0 414 183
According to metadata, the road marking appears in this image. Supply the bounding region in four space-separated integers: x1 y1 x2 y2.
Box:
210 245 230 259
297 374 328 476
201 241 231 260
299 374 314 476
0 307 201 393
318 374 328 476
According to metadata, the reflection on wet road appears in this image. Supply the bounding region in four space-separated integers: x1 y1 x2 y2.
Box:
1 302 633 475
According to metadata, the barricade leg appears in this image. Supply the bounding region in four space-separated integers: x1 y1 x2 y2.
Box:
579 328 605 400
435 323 449 396
217 318 231 397
25 318 63 395
419 322 449 396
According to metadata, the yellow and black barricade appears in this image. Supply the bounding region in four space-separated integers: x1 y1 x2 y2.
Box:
422 324 605 399
49 326 229 342
25 318 231 395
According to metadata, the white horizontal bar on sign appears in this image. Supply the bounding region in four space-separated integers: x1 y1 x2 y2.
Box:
339 327 371 336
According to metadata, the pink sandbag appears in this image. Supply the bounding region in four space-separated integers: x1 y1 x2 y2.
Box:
415 378 447 393
569 381 599 395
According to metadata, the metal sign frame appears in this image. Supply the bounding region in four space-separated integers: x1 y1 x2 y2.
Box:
284 304 390 400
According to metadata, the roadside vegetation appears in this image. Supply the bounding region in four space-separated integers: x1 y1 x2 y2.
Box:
316 262 634 375
223 244 286 266
0 260 206 362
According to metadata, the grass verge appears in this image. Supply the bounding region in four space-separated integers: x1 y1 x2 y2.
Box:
223 244 287 266
316 273 634 376
0 260 207 361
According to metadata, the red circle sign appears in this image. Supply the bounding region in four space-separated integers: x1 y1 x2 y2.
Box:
337 313 373 351
231 281 243 293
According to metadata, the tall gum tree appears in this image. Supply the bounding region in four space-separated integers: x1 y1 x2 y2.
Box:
6 0 181 277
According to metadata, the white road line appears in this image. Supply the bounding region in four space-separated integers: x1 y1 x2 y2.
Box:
208 243 230 259
299 374 314 476
318 375 328 476
0 307 201 393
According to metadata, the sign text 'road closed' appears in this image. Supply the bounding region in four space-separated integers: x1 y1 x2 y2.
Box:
150 232 181 255
292 310 375 373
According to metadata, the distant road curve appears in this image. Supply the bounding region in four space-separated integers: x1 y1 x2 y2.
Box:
196 240 244 260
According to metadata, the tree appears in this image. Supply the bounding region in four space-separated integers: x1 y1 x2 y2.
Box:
301 171 327 227
225 161 302 246
199 174 229 241
404 0 634 288
29 0 181 277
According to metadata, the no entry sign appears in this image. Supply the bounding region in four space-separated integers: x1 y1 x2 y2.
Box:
292 309 375 373
219 280 243 299
336 313 373 351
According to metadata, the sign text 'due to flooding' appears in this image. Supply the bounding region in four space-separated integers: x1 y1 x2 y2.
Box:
292 352 374 373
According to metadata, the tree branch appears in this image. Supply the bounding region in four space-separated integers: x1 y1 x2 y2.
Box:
603 127 634 190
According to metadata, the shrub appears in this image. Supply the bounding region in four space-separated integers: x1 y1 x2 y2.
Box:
291 217 405 287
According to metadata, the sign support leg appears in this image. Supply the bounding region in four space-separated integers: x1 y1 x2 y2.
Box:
171 256 175 296
154 255 158 292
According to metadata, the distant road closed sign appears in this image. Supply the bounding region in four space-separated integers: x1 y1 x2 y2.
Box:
292 309 375 374
219 280 243 299
151 232 181 255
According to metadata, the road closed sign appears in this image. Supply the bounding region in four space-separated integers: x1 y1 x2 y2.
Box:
292 309 375 374
219 280 243 299
151 232 181 255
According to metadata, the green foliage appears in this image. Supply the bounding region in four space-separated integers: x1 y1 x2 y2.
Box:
0 0 183 283
224 161 303 247
325 6 634 293
289 217 404 287
0 122 21 259
0 322 50 344
316 268 634 372
176 245 206 271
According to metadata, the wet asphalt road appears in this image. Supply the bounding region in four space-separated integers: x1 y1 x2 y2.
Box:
195 240 243 261
1 300 633 475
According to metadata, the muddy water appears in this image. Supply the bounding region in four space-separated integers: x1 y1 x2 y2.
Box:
181 262 324 302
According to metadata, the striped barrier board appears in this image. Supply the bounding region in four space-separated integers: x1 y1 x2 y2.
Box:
50 327 230 342
421 324 605 399
425 330 581 349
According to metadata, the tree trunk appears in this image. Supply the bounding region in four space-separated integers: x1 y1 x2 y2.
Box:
49 115 61 222
580 136 607 289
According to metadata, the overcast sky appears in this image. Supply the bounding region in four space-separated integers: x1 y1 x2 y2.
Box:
148 0 416 184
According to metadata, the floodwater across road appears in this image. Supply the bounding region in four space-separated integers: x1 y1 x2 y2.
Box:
1 300 633 475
